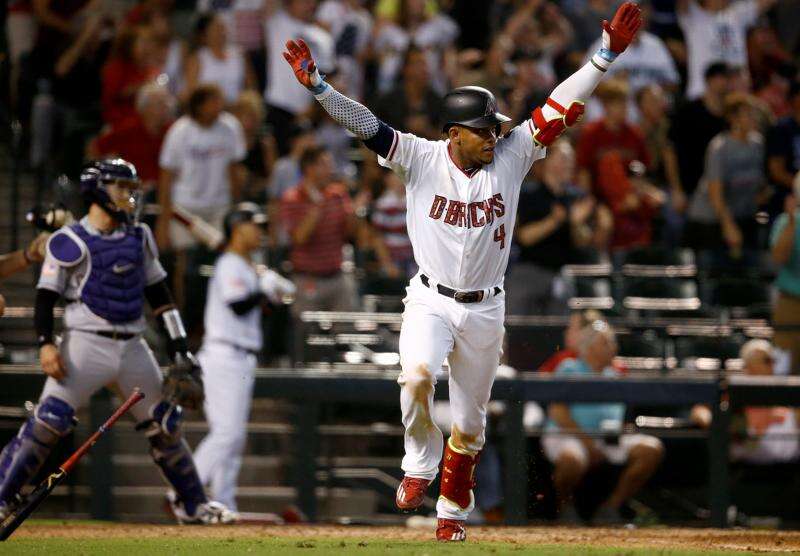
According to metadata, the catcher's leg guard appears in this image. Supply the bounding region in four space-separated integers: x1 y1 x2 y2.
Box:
138 401 207 516
438 437 481 515
0 396 75 505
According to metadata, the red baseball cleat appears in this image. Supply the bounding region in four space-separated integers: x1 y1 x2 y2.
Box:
436 518 467 542
395 476 431 511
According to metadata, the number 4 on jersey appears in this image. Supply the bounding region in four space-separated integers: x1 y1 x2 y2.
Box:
493 224 506 249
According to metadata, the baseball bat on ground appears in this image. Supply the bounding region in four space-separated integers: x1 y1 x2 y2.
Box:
0 389 145 541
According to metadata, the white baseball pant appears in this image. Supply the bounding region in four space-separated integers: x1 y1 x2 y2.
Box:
398 274 505 520
194 342 256 511
40 329 164 422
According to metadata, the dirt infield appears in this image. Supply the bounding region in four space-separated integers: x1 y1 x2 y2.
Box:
13 523 800 553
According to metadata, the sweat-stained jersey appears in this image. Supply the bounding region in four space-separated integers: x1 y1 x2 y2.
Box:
378 121 546 291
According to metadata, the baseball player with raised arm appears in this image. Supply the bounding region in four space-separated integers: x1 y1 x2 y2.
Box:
0 159 236 525
284 2 641 542
193 202 295 515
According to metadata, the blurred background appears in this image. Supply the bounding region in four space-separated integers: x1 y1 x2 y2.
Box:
2 0 800 530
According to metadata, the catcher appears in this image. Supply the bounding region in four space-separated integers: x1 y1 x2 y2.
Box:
0 159 235 524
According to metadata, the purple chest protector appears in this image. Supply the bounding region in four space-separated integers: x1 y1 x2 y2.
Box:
72 224 146 323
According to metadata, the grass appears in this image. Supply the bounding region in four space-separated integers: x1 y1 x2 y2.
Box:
2 538 791 556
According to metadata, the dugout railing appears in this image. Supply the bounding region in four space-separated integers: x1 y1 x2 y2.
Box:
3 365 800 528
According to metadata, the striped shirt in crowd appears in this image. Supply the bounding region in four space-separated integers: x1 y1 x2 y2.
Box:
371 189 413 263
280 182 353 275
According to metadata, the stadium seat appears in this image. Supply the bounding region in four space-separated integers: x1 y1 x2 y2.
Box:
615 330 667 371
622 278 701 312
673 334 746 372
707 278 771 319
562 248 613 278
621 246 696 278
567 276 614 310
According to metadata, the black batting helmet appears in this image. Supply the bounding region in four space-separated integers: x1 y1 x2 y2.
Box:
441 86 511 133
224 202 268 240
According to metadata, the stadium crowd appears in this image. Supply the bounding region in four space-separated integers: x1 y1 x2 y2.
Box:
5 0 800 349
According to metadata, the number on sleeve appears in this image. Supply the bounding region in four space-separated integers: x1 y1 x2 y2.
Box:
493 224 506 250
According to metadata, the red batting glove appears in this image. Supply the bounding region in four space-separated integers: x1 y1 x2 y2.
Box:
282 39 324 91
602 2 642 55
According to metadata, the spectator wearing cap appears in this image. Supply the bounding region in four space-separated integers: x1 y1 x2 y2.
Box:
670 63 732 200
766 82 800 218
88 83 175 191
677 0 778 100
730 340 800 463
686 93 767 260
374 46 443 140
263 0 334 153
508 140 612 315
184 13 258 105
280 146 358 362
770 173 800 375
543 321 664 523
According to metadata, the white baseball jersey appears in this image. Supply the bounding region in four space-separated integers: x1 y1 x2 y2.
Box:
379 122 546 291
202 252 262 351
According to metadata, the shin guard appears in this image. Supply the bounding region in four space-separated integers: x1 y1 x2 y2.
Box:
438 438 481 512
0 397 75 505
138 401 207 515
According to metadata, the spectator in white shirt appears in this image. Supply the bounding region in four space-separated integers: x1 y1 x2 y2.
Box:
263 0 334 152
678 0 778 99
184 13 257 105
316 0 373 101
372 0 459 95
196 0 267 54
157 84 246 252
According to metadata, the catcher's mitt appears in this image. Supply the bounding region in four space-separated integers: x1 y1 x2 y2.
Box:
162 352 204 410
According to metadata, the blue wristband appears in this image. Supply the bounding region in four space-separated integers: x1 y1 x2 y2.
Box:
310 81 329 95
598 48 618 63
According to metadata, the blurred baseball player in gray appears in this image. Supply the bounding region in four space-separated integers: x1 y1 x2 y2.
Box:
0 159 235 524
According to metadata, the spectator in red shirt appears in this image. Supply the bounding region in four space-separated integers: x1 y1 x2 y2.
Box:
101 24 160 127
577 79 664 251
88 82 174 190
280 146 358 362
576 79 650 192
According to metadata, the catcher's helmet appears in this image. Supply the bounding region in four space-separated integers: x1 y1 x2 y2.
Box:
79 159 141 224
224 202 269 240
441 86 511 133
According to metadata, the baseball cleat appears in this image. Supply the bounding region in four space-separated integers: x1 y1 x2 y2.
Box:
436 518 467 542
167 491 239 525
396 476 431 512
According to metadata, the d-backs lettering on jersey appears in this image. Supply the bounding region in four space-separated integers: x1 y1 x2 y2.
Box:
429 193 505 229
378 121 546 291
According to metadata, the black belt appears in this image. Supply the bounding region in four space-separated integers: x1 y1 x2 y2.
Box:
93 330 137 341
420 274 502 304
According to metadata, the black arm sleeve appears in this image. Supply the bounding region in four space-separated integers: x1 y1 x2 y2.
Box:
229 292 267 315
363 121 396 159
34 288 60 347
144 279 174 312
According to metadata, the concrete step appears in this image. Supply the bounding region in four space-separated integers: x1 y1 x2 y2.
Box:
32 485 378 522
